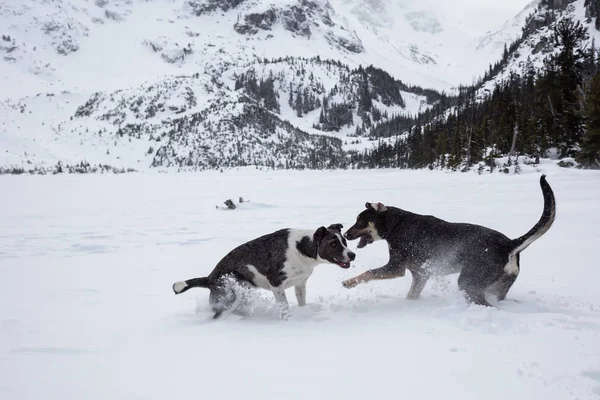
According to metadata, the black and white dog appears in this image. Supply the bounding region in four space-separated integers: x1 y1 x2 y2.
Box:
342 175 556 306
173 224 355 320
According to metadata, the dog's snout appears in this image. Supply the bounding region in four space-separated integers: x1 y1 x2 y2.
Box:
348 252 356 261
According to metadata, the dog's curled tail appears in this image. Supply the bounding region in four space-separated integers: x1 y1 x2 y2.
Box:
509 174 556 256
172 277 210 295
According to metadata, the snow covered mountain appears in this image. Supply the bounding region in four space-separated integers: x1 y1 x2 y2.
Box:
475 0 541 59
0 0 530 98
478 0 600 94
4 0 593 172
1 57 444 171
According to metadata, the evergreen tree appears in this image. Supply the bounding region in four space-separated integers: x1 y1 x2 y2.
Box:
358 74 372 113
552 17 589 156
295 90 303 117
579 72 600 167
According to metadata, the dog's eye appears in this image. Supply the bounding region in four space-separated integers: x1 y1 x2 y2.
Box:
330 242 339 248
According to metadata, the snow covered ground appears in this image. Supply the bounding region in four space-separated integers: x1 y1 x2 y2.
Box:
1 167 600 399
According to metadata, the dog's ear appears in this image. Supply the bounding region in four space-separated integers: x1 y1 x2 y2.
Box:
366 202 387 212
314 226 328 243
327 223 343 232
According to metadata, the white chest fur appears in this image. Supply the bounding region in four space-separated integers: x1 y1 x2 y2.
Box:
282 229 320 288
280 259 315 289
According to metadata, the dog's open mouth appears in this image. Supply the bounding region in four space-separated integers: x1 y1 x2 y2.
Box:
333 258 351 268
357 234 374 249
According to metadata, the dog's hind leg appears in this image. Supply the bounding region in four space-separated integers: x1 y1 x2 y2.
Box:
488 254 520 301
457 272 492 307
209 285 239 319
464 290 491 307
406 270 429 300
489 274 518 301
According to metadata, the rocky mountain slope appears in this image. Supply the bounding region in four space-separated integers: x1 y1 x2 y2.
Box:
479 0 600 94
5 0 589 172
2 57 443 171
0 0 530 98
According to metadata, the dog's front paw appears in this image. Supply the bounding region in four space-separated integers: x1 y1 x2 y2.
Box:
280 307 291 321
342 278 360 289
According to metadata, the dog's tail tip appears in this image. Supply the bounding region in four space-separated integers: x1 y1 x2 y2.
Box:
172 281 188 294
509 173 556 255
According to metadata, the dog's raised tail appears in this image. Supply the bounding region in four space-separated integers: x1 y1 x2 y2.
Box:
509 174 556 256
172 277 210 295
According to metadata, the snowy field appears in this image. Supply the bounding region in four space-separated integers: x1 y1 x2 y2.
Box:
1 167 600 399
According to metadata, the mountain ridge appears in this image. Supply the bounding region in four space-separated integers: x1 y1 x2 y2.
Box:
5 0 596 172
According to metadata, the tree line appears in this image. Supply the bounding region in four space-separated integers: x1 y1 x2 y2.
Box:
360 17 600 170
